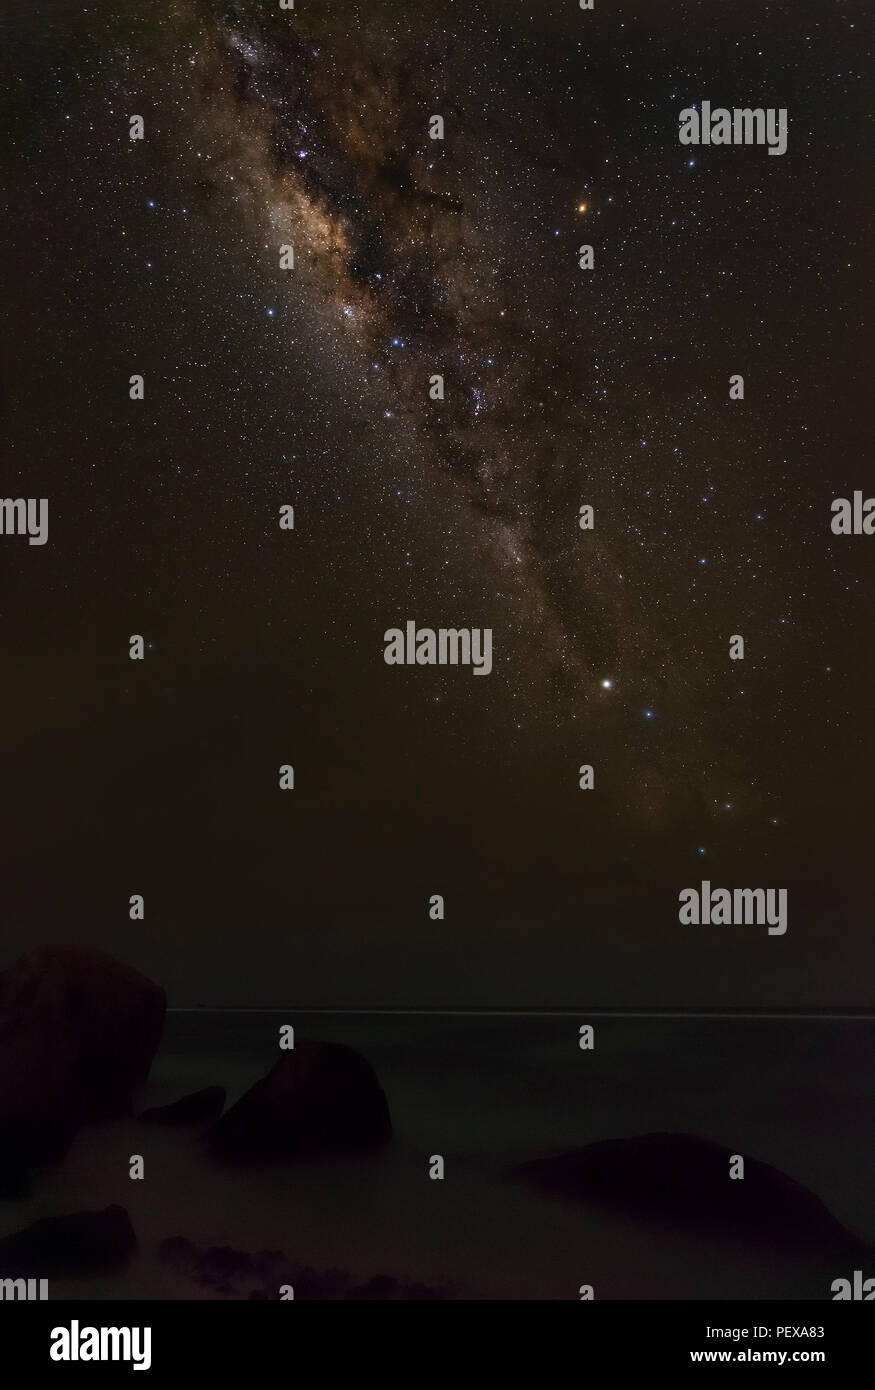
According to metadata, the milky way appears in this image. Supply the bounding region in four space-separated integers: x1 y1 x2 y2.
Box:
136 0 868 849
173 0 679 707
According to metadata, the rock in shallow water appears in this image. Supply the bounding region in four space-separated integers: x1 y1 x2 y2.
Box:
0 947 165 1169
512 1132 870 1258
207 1041 392 1162
0 1205 136 1276
158 1236 453 1299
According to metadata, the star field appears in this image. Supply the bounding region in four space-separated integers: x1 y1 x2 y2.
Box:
1 0 871 1006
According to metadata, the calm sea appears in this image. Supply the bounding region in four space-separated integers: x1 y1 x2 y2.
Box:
2 1012 872 1299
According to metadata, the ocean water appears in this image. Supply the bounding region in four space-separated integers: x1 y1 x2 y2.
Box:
2 1013 872 1300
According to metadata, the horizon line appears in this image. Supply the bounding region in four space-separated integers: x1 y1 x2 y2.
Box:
166 1006 875 1020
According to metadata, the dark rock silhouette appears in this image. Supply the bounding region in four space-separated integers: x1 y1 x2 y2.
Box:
207 1041 392 1162
140 1085 226 1126
0 1205 136 1276
0 947 165 1168
512 1132 871 1257
158 1235 453 1299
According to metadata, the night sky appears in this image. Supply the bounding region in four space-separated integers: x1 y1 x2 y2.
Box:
2 0 872 1006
